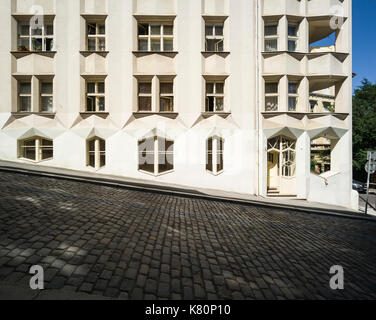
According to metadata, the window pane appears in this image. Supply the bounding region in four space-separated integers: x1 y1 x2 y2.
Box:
215 25 223 36
215 97 224 111
46 25 54 35
217 152 224 172
288 40 297 52
288 25 297 37
20 97 31 112
89 154 95 167
23 146 36 160
45 38 53 51
20 25 30 36
288 97 297 111
98 24 105 35
265 83 278 94
164 25 173 35
151 25 161 35
265 97 278 111
138 39 148 51
99 139 105 152
41 82 53 94
88 38 96 51
87 96 95 111
41 97 53 112
98 38 106 51
89 140 95 152
151 39 160 51
138 24 149 36
265 25 277 36
158 154 173 173
31 27 42 36
216 83 224 94
100 154 106 167
98 97 105 111
288 83 297 94
265 39 278 52
138 139 154 173
97 82 105 94
160 82 173 94
206 138 213 172
139 82 151 94
206 96 214 112
138 97 152 111
163 39 173 51
88 24 96 35
160 97 174 112
32 38 43 51
18 38 29 51
206 83 214 94
87 83 95 93
41 148 53 160
205 25 213 36
20 83 31 94
206 39 223 52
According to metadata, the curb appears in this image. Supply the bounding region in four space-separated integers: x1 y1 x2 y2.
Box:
0 165 375 223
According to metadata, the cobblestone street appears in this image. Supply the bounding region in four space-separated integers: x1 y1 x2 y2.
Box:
0 171 375 300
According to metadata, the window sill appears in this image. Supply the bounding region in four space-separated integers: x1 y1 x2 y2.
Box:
201 51 230 58
12 112 56 117
18 157 53 164
261 111 349 120
138 169 174 177
206 169 224 176
80 112 109 117
132 51 178 58
11 51 57 58
201 112 231 118
80 51 109 57
133 112 178 119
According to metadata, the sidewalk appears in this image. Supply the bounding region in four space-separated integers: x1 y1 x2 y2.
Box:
0 159 374 221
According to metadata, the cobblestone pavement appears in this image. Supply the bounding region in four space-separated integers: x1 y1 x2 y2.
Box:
0 171 376 300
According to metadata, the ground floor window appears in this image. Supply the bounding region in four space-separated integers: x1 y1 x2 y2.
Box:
311 136 332 174
138 136 174 175
19 137 53 162
206 136 224 175
87 137 105 169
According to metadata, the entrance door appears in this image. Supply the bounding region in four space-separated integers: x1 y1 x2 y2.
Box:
267 151 280 192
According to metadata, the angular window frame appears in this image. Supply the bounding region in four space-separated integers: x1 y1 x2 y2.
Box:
159 81 174 112
40 81 54 113
17 19 54 52
265 81 279 112
205 81 225 112
288 81 299 111
264 23 279 52
86 21 106 52
206 136 224 175
87 137 106 170
137 23 174 52
205 23 224 52
287 23 299 52
18 137 53 162
18 80 32 112
138 81 152 112
86 81 106 112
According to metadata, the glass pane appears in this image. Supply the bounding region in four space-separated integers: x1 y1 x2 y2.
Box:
18 38 30 51
97 82 105 94
160 82 173 94
87 96 95 111
288 97 297 111
45 38 53 51
20 83 31 94
160 97 174 112
99 139 105 151
87 83 96 93
288 40 297 52
98 97 105 111
139 82 151 94
215 97 224 111
265 39 278 52
206 96 214 112
138 97 152 111
288 25 297 37
89 140 95 152
158 154 173 173
163 39 173 51
41 82 53 94
217 152 223 172
265 25 277 36
20 97 31 112
88 38 96 51
46 25 54 35
32 38 43 51
216 83 224 94
138 24 149 36
151 25 161 35
288 82 297 94
100 154 106 167
265 83 278 94
41 97 53 112
23 146 36 160
88 24 96 35
206 39 223 52
31 26 42 36
41 148 53 160
151 39 160 51
138 39 148 51
206 83 214 94
42 139 52 146
98 38 106 51
89 154 95 168
98 24 105 35
20 25 30 36
215 25 223 36
205 25 213 36
265 97 278 111
23 139 36 146
164 25 173 35
138 139 154 173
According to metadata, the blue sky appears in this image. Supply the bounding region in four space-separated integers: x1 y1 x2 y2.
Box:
311 0 376 90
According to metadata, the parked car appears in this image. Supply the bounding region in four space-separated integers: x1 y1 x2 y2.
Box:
352 180 367 193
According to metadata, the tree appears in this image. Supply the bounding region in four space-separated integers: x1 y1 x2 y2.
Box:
352 79 376 182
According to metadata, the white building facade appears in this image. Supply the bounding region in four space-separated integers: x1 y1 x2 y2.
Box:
0 0 357 209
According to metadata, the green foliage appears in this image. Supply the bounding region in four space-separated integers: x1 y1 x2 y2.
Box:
352 79 376 182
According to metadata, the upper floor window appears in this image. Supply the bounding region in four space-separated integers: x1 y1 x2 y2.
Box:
18 81 32 112
87 22 106 51
19 137 53 162
87 137 105 169
205 23 224 52
40 82 53 112
138 23 173 52
138 81 152 111
265 82 278 111
86 81 105 112
18 21 54 52
138 137 174 175
160 82 174 112
264 24 278 52
288 23 299 52
206 136 224 175
288 82 298 111
206 81 224 112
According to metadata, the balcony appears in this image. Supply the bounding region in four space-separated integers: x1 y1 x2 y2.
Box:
307 0 348 18
263 0 304 16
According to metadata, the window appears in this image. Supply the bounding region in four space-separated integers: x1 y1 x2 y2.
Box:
138 23 173 52
18 81 32 112
205 23 224 52
40 81 53 112
18 21 54 51
288 23 298 52
206 82 224 112
138 81 152 111
264 24 278 52
288 82 298 111
86 81 105 112
206 137 224 175
310 100 318 113
265 82 278 111
87 137 105 169
311 137 332 174
87 22 106 51
160 82 174 112
19 137 53 162
138 137 174 175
